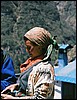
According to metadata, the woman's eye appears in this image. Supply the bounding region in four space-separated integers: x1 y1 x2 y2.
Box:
26 46 31 50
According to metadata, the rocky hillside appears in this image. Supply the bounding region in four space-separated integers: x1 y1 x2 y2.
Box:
67 45 76 62
54 1 76 30
1 1 76 73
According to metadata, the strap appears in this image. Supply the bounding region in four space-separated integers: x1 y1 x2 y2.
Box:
17 60 42 92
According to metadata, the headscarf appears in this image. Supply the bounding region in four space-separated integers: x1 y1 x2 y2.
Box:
24 27 53 48
24 27 58 60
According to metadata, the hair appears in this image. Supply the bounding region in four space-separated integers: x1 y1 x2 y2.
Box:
24 36 38 46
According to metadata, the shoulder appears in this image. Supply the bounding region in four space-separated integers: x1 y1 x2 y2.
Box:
34 60 53 68
33 60 54 74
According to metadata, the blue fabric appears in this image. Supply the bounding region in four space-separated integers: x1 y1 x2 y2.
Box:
58 44 69 49
55 59 76 84
1 56 17 91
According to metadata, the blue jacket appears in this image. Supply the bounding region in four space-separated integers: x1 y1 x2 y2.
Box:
1 56 17 91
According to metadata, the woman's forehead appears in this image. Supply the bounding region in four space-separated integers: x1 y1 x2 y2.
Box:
25 40 36 46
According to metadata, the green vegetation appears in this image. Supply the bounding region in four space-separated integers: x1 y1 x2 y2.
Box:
1 1 76 73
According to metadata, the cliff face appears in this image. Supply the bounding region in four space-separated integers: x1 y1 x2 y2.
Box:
54 1 76 30
1 1 76 73
67 45 76 62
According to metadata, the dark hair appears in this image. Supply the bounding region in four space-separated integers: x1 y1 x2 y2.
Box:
24 36 28 41
24 36 38 46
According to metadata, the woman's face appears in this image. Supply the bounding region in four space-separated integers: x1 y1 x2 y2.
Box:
25 40 43 59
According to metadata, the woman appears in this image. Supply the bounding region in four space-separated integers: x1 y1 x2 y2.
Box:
1 27 58 99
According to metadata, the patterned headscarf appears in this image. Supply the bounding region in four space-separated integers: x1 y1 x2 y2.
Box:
24 27 54 48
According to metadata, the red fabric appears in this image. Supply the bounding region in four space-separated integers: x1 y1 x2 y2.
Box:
20 55 44 73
